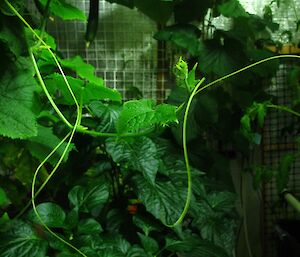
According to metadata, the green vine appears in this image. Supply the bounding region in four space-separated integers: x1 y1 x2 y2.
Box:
4 0 300 256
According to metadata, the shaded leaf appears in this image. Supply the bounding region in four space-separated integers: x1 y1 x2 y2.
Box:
77 218 103 235
0 187 9 206
133 175 186 224
68 184 109 213
0 69 37 139
276 154 295 192
26 125 74 165
218 0 248 18
138 233 159 254
106 137 159 184
28 202 66 228
0 220 48 257
89 101 121 132
133 0 173 24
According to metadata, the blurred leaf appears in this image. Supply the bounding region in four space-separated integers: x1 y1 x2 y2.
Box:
154 24 201 56
132 215 161 236
28 202 66 228
133 0 173 24
116 99 177 134
0 187 9 206
218 0 248 18
77 218 103 235
138 233 159 254
45 73 122 105
39 0 86 21
68 184 109 213
106 137 159 184
26 125 74 165
174 0 212 23
0 220 48 257
276 154 295 192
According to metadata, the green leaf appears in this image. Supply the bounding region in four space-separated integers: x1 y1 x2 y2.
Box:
60 56 103 85
45 73 122 105
68 184 109 213
26 125 74 165
0 69 37 139
276 154 295 192
39 0 86 21
256 103 267 128
116 99 177 134
106 137 159 183
174 0 212 23
154 25 201 56
206 191 236 213
77 218 103 235
0 220 48 257
0 187 9 206
0 0 25 16
197 39 246 77
133 0 173 24
28 202 66 228
89 101 121 132
184 241 231 257
218 0 248 18
132 215 161 236
138 233 159 254
133 175 186 224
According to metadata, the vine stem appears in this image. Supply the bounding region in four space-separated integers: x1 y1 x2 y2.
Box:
266 104 300 117
195 55 300 95
31 108 87 257
165 77 206 228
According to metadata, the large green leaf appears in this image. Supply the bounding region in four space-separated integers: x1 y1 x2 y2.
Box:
60 56 103 85
133 0 173 24
106 137 159 184
68 184 109 213
28 202 66 228
116 99 177 134
0 220 48 257
26 125 74 165
218 0 248 18
45 73 122 105
0 69 37 139
39 0 86 21
133 175 186 224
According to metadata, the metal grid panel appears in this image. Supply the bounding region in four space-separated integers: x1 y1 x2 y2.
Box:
43 0 169 101
262 60 300 257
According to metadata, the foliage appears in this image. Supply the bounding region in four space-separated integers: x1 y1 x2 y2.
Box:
0 0 299 257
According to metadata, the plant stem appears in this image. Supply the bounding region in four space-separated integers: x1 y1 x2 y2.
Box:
266 104 300 117
165 77 206 228
284 192 300 213
29 50 73 128
195 55 300 95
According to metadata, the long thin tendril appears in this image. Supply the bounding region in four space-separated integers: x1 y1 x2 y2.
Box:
165 77 206 228
195 55 300 95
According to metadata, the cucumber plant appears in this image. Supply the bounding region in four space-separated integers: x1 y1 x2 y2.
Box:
0 1 299 257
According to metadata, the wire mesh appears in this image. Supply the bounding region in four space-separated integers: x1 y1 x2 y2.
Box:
262 60 300 257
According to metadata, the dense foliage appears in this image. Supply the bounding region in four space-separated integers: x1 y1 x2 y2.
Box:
0 0 299 257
